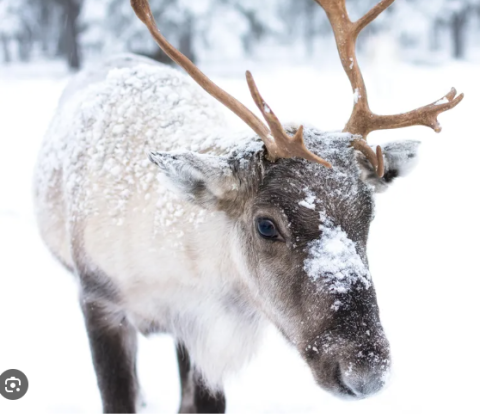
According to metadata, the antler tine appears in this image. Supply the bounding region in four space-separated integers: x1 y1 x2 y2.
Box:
246 71 332 168
130 0 269 141
354 0 396 36
363 88 464 135
313 0 386 133
352 140 385 177
131 0 331 169
314 0 464 177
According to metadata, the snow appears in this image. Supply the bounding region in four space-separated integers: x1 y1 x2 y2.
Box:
36 56 238 237
435 97 449 105
304 214 371 294
353 87 361 104
298 187 316 210
1 59 479 415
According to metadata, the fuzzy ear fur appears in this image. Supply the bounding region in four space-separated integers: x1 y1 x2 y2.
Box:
149 151 239 209
356 140 420 192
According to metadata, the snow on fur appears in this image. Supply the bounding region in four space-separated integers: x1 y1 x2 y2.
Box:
35 56 257 234
304 214 371 294
298 187 316 210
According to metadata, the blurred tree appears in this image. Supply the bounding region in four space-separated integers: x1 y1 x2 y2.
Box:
0 0 36 63
444 0 480 59
221 0 280 54
281 0 326 56
408 0 480 59
0 0 20 62
451 5 469 58
53 0 83 69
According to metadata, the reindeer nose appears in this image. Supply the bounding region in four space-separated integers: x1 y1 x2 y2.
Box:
339 364 387 398
337 346 391 398
306 327 391 399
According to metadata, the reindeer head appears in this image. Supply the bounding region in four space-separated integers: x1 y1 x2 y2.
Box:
133 0 463 399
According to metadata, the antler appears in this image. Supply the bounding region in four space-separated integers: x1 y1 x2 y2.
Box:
246 72 332 167
131 0 331 168
314 0 464 177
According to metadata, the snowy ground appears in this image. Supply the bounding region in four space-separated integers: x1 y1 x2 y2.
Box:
0 57 479 415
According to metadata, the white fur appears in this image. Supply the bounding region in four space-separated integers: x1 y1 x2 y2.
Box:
34 54 266 389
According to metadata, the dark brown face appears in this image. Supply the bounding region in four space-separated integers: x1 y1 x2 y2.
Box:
151 128 420 399
233 134 392 399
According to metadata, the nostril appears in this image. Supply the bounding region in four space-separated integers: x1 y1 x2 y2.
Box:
340 365 386 398
334 363 357 397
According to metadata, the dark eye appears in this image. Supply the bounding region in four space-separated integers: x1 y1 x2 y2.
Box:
256 218 280 240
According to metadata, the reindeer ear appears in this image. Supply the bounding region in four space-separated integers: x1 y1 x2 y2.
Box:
356 140 420 193
149 151 239 209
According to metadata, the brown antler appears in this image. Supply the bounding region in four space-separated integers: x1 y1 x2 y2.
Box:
314 0 464 177
131 0 331 168
246 72 332 167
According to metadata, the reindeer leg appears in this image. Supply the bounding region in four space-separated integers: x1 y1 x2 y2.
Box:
81 296 139 413
176 342 226 414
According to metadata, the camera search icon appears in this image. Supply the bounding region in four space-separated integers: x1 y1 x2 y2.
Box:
0 369 28 400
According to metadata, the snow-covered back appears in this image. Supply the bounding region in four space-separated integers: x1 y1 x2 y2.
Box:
35 56 259 232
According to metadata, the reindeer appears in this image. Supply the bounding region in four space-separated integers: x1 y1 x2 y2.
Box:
34 0 463 413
